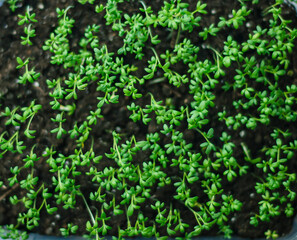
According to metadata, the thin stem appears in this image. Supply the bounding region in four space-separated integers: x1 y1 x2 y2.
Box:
80 191 96 225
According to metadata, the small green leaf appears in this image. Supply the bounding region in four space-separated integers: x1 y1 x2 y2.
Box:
127 204 134 217
223 56 231 67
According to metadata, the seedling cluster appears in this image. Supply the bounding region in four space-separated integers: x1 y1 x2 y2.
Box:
0 0 297 239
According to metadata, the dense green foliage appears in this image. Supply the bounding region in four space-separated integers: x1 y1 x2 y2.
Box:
1 0 297 239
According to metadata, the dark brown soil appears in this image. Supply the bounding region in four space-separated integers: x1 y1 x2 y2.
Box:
0 0 297 239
